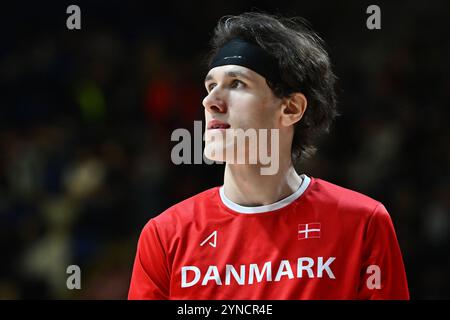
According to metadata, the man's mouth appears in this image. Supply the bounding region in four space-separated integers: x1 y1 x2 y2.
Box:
207 120 231 130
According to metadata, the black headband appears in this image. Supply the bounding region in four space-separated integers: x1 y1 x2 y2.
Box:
209 38 281 84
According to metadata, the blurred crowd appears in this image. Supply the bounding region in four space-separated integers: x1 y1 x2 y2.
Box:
0 1 449 299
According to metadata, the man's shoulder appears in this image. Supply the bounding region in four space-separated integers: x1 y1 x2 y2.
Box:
150 186 220 226
310 177 383 215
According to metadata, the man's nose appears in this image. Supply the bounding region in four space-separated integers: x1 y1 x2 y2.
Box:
202 89 227 114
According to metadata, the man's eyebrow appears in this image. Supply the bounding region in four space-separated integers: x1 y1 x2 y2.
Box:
204 74 214 83
225 70 251 80
204 70 252 83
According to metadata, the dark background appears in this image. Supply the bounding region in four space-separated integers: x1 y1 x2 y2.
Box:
0 0 449 299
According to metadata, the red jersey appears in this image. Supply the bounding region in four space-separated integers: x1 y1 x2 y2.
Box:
128 175 409 299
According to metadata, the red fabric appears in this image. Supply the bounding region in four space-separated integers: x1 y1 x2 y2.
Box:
128 177 409 300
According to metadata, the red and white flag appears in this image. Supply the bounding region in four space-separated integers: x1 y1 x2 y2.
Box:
298 223 321 240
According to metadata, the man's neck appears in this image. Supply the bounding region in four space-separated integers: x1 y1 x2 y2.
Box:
223 160 302 207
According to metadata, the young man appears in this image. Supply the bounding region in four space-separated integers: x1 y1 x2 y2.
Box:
128 12 409 299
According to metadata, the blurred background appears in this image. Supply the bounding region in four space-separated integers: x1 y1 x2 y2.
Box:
0 0 449 299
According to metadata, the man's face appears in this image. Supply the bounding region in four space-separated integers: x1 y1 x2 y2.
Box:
203 65 282 163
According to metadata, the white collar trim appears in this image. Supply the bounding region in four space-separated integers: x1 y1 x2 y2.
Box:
219 174 311 214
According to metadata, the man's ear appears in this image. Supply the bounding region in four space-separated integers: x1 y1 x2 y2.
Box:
280 92 307 127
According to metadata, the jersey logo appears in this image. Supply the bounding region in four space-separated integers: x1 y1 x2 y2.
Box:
298 223 321 240
200 230 218 248
223 55 243 60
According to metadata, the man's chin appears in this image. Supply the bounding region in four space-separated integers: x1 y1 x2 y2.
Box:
204 144 227 162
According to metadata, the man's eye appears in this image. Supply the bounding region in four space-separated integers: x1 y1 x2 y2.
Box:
230 79 245 88
207 83 216 92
